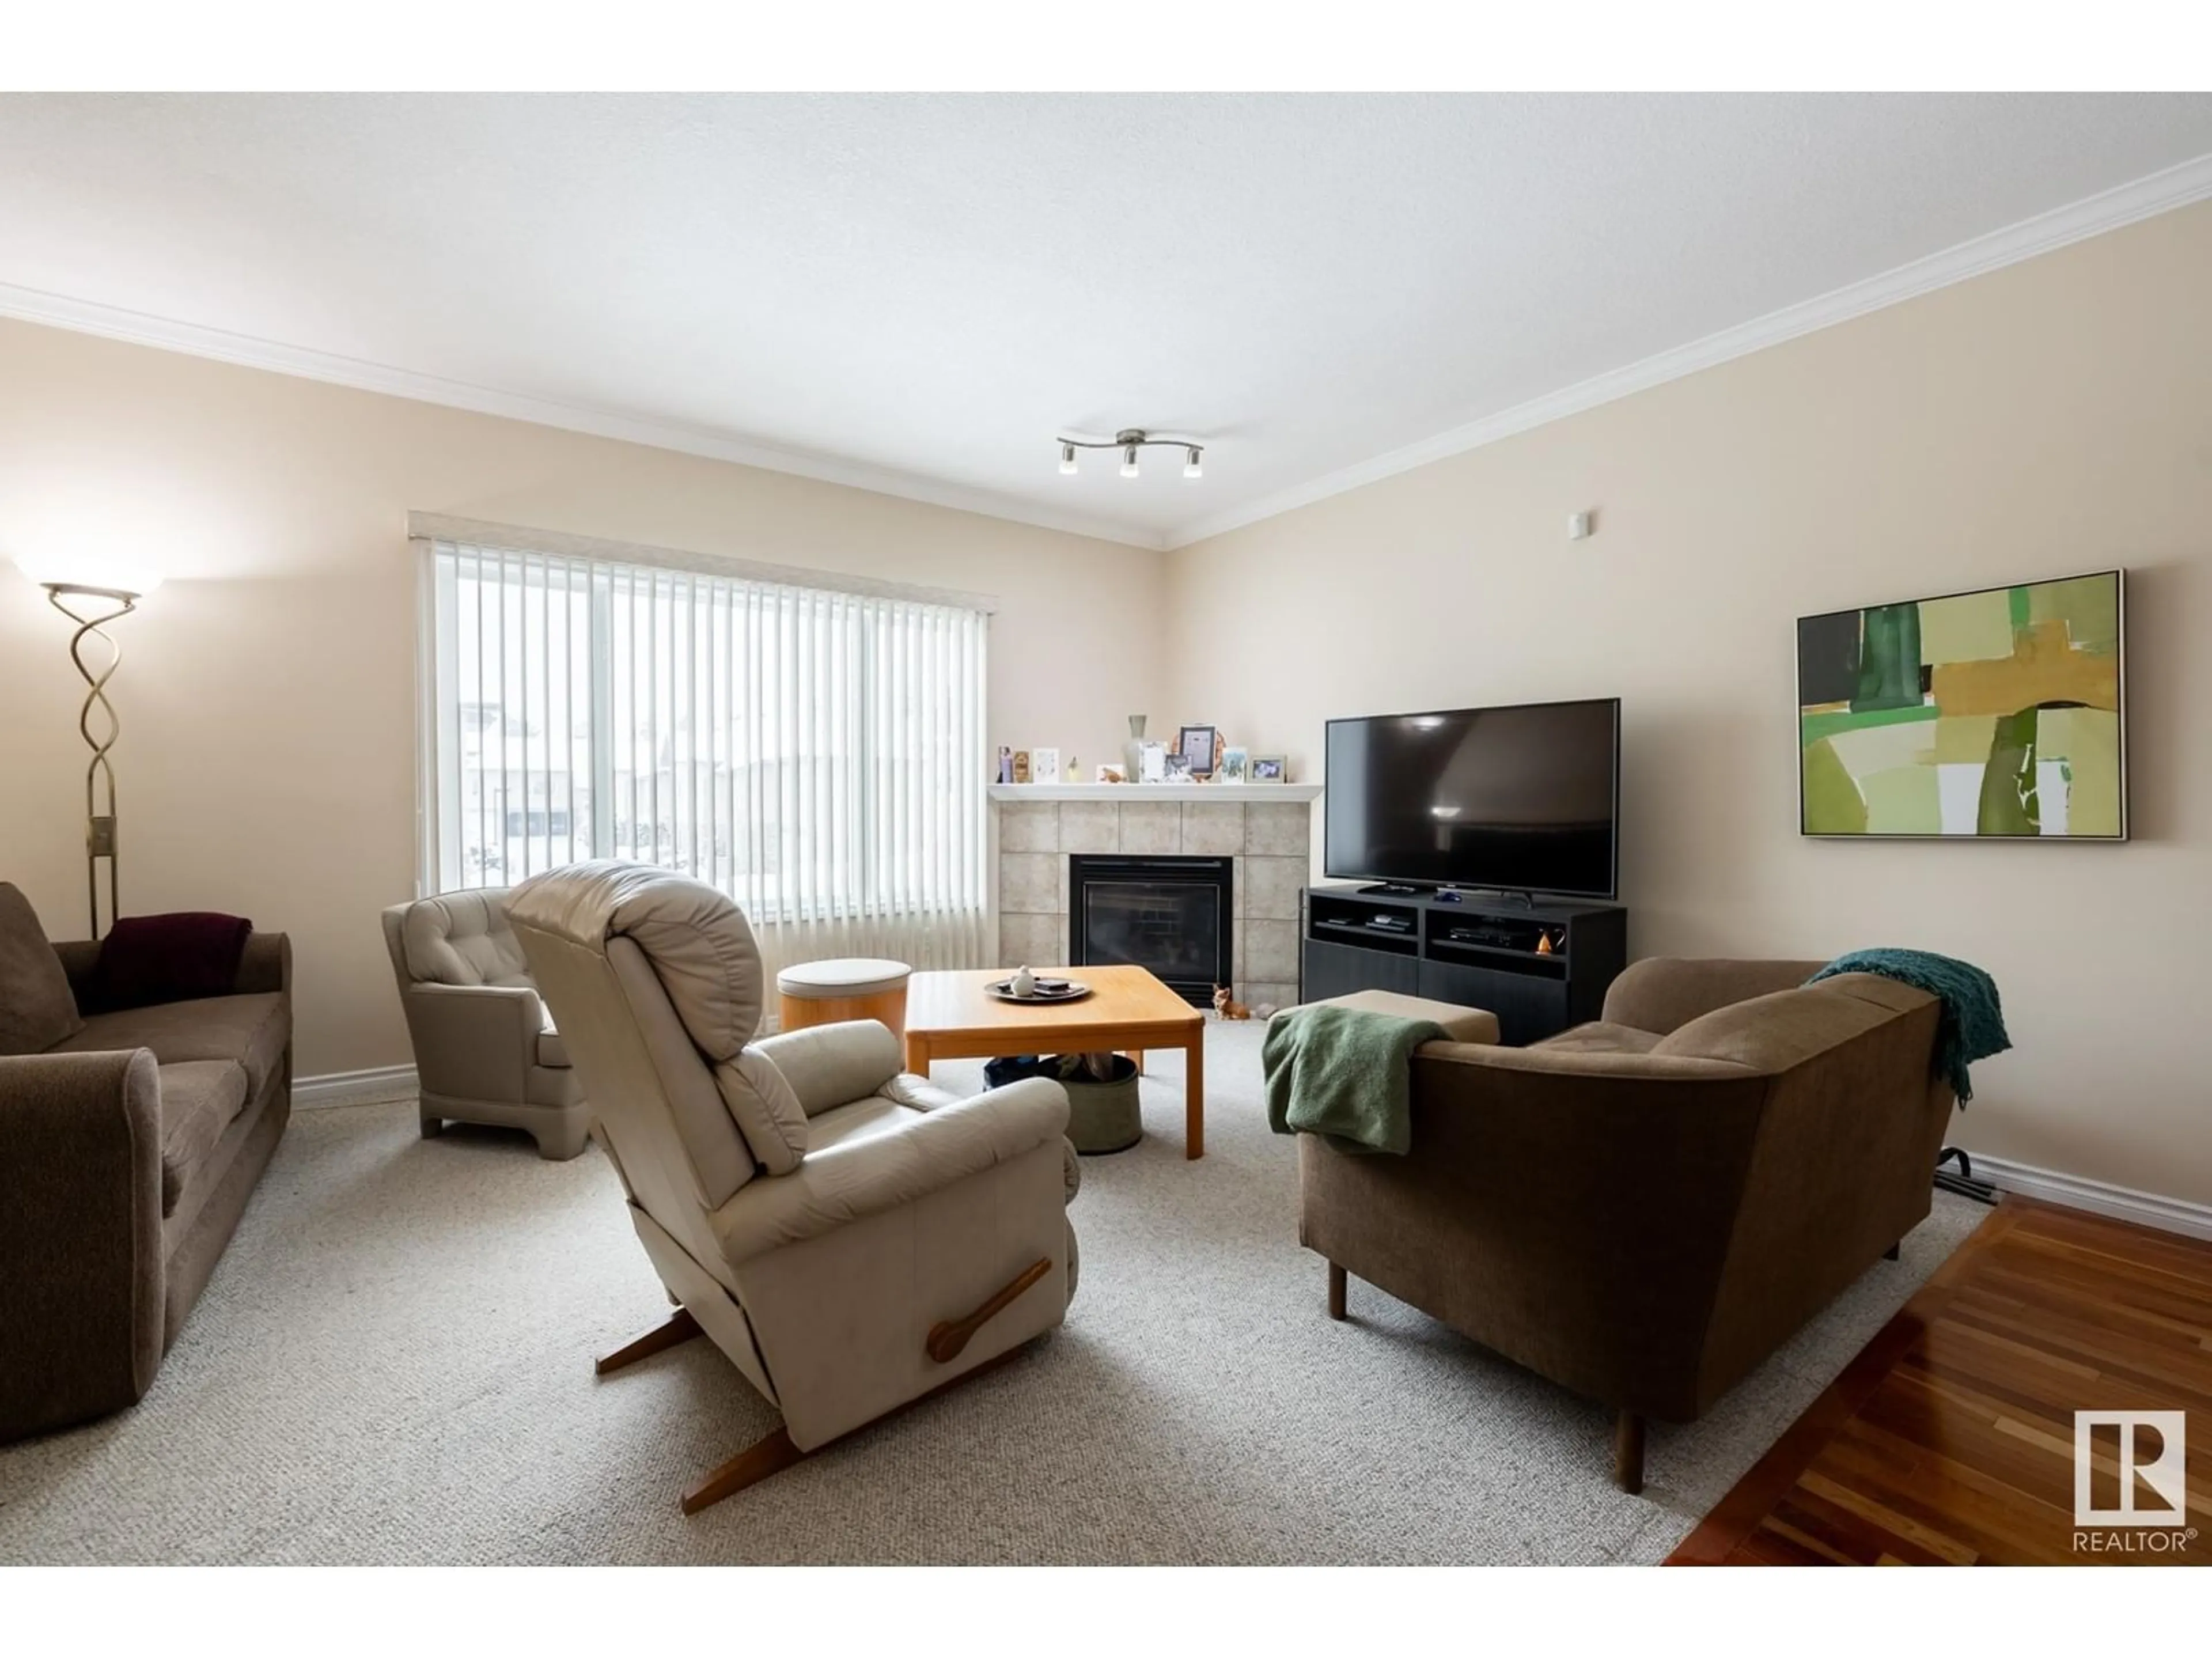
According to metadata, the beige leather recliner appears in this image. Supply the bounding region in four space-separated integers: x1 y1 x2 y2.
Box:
380 888 588 1158
506 861 1080 1513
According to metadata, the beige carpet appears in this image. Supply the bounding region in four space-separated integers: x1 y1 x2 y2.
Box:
0 1022 1985 1564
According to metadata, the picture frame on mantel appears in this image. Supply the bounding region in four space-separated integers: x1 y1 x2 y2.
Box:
1249 753 1288 783
1177 725 1218 778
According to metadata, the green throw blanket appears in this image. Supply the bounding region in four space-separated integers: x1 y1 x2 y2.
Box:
1805 948 2010 1104
1263 1005 1446 1156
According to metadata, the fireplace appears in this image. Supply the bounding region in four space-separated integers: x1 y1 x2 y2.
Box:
1067 855 1233 1007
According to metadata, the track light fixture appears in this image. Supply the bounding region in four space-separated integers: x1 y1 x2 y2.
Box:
1055 428 1207 480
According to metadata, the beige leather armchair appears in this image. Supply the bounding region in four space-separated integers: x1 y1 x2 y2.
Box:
507 861 1080 1513
380 888 588 1160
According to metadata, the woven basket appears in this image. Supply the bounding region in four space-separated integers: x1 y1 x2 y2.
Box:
1059 1054 1143 1154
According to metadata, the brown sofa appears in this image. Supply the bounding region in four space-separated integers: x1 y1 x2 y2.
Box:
1298 958 1953 1494
0 887 291 1441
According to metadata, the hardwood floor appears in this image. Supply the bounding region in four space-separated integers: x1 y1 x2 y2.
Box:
1671 1198 2212 1566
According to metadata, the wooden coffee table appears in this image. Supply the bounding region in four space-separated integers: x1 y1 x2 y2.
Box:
904 965 1208 1159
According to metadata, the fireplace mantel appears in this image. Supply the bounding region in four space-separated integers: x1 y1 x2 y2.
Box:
989 789 1316 1012
987 783 1322 804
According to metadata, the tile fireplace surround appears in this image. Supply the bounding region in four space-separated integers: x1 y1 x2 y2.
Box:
988 784 1323 1011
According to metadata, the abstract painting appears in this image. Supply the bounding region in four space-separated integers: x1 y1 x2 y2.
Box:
1798 571 2124 839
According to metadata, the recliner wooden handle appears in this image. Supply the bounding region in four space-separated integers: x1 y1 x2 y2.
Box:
926 1257 1052 1363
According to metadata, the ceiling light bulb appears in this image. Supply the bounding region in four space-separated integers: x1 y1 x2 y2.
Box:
1059 442 1078 476
1183 446 1203 479
1120 445 1139 479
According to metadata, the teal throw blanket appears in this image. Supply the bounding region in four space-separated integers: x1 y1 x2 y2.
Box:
1805 948 2010 1104
1263 1005 1446 1156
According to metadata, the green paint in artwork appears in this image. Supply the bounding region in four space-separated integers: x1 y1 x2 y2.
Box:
2008 586 2032 630
1852 603 1923 710
1930 713 1999 763
1800 703 1939 747
1975 707 2039 835
1861 764 1942 834
1917 590 2014 665
2027 574 2120 653
2036 706 2122 834
1802 737 1868 834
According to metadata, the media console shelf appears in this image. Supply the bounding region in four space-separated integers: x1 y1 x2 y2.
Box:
1301 885 1627 1046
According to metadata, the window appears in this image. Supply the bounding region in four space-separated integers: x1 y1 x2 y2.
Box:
419 533 990 966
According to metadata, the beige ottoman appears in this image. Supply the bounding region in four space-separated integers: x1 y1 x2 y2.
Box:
1273 987 1499 1046
776 957 913 1040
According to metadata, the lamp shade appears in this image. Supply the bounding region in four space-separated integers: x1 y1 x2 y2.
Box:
11 552 162 598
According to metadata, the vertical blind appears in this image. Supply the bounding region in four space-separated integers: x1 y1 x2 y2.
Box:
421 537 990 970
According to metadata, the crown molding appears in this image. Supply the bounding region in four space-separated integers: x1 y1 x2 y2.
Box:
1162 150 2212 551
7 149 2208 560
0 281 1168 553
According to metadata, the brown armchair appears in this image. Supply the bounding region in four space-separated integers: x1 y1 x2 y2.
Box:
1297 958 1953 1494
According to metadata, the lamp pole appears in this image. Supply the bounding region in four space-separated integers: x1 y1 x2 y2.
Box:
42 582 139 940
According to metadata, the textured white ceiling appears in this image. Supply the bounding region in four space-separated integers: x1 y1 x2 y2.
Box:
3 92 2210 548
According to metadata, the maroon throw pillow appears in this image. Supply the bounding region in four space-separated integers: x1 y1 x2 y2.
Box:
91 912 255 1012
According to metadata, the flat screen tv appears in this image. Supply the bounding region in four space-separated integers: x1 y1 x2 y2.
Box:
1324 698 1620 898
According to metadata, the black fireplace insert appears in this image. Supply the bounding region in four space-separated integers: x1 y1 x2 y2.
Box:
1067 854 1233 1007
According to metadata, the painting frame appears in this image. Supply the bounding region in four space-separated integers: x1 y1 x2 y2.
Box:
1796 568 2126 842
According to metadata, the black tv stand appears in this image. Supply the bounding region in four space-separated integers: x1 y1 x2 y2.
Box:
1301 885 1627 1046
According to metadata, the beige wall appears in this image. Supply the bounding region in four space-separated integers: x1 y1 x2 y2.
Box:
0 319 1165 1077
1166 202 2212 1207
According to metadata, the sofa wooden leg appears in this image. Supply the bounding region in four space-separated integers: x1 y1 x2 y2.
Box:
1327 1261 1347 1321
419 1111 443 1138
1884 1241 1901 1262
1613 1410 1646 1495
596 1308 702 1376
683 1427 807 1514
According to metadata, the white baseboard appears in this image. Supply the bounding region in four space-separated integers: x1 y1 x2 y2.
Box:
1971 1153 2212 1243
294 1065 418 1109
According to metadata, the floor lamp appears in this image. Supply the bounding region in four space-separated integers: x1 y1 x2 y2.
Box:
20 569 157 940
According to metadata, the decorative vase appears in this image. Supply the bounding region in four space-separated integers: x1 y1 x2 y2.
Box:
1128 715 1147 739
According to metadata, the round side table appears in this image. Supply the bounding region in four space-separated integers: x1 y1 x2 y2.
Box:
775 958 913 1040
